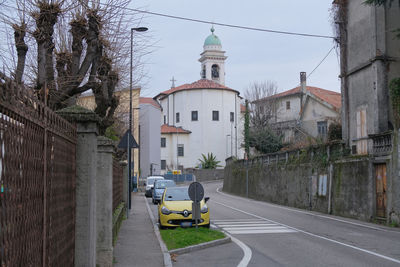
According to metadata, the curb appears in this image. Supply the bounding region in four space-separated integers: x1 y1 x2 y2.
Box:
144 196 173 267
168 236 231 255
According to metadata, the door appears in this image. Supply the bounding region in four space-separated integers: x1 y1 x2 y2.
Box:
375 164 387 218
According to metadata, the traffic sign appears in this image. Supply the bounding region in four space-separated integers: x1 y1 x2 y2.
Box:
188 182 204 203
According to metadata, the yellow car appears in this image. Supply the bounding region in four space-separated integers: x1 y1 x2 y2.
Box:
158 186 210 228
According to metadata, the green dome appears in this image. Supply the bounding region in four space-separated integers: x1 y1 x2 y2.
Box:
204 27 221 46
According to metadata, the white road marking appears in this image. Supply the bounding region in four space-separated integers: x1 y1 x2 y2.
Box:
213 219 264 222
229 229 297 234
218 224 277 227
219 229 252 267
216 187 400 234
224 226 293 230
214 221 274 224
213 200 400 265
214 219 297 235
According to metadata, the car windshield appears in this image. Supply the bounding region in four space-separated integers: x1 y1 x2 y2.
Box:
164 187 190 201
147 177 163 186
155 180 175 189
147 178 155 185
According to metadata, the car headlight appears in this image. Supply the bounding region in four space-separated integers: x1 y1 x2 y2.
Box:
201 204 208 213
161 206 172 215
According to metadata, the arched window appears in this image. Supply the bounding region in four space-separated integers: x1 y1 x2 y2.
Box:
211 64 219 78
201 66 206 79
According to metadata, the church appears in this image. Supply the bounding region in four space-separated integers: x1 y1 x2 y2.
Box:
154 27 244 173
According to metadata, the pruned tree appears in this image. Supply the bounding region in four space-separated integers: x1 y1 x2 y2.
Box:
244 81 282 154
1 0 150 135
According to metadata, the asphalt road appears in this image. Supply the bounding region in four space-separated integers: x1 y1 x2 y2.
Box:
148 181 400 267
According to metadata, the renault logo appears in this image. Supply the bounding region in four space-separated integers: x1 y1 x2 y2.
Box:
183 210 189 217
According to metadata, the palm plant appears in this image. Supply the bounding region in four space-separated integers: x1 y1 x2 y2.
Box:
198 153 222 169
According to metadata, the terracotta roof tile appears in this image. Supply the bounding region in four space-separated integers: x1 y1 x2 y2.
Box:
262 86 341 110
139 97 161 110
157 79 238 98
161 124 191 134
240 104 246 113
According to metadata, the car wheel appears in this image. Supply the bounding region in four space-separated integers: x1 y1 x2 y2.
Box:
203 223 210 228
158 219 166 230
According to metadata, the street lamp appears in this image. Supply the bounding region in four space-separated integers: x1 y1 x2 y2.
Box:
128 26 148 211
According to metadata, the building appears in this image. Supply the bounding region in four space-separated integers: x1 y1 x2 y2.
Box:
257 72 341 144
139 97 162 178
335 0 400 222
155 28 244 173
77 87 141 177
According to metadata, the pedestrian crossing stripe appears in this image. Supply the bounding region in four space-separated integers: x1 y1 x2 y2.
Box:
212 219 297 235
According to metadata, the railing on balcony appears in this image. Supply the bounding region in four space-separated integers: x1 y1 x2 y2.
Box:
369 131 393 156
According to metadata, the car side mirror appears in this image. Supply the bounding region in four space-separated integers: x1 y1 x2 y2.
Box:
205 197 210 203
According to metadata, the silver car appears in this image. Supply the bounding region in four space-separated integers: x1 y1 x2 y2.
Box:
152 179 176 204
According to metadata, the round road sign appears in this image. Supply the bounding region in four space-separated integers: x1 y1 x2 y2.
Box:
188 182 204 202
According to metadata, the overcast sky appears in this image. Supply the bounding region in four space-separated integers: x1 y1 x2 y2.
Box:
129 0 340 98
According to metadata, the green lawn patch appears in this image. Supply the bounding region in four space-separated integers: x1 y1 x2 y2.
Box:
160 227 225 250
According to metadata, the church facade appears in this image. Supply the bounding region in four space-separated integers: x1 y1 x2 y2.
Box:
155 28 244 173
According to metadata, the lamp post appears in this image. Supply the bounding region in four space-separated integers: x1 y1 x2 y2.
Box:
128 26 148 212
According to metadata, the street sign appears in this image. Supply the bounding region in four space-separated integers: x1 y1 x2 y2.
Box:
118 130 139 149
188 182 204 203
188 182 204 229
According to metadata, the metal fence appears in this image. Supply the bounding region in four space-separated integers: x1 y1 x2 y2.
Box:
164 173 193 183
0 82 76 266
112 159 124 211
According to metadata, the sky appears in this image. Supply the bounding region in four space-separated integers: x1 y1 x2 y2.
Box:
129 0 341 98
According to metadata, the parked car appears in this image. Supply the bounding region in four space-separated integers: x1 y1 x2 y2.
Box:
145 176 164 197
152 180 176 204
158 186 210 229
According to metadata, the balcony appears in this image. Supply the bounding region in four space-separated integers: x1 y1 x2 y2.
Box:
369 131 393 156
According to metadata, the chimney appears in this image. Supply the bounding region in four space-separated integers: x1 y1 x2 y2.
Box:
300 72 307 94
300 72 307 108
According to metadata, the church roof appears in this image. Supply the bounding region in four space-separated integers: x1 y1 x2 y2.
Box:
260 86 341 111
161 124 191 134
139 97 161 110
204 27 221 46
156 79 238 99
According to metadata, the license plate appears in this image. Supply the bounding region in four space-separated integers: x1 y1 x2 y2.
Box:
181 222 192 228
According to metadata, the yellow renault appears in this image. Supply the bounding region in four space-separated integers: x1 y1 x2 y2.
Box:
158 186 210 228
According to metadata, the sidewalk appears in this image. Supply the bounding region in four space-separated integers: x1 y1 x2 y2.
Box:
113 192 164 267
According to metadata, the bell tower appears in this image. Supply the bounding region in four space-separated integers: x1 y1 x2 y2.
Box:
199 27 227 85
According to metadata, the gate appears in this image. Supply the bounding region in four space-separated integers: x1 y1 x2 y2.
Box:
375 163 387 218
0 83 77 266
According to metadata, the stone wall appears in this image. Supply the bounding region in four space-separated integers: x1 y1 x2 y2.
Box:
223 144 379 222
186 168 225 183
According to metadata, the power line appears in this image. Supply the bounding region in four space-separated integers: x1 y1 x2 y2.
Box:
2 1 336 40
113 6 336 40
307 45 336 79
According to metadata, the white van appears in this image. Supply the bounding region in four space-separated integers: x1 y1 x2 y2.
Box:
144 176 164 197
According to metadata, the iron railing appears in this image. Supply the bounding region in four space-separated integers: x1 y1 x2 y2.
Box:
113 159 124 212
0 82 76 267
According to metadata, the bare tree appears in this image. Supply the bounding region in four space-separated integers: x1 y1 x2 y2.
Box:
244 81 282 154
244 81 278 129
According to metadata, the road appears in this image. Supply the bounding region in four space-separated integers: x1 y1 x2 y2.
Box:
148 181 400 267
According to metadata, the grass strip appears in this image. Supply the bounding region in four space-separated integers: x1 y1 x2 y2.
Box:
160 227 225 250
